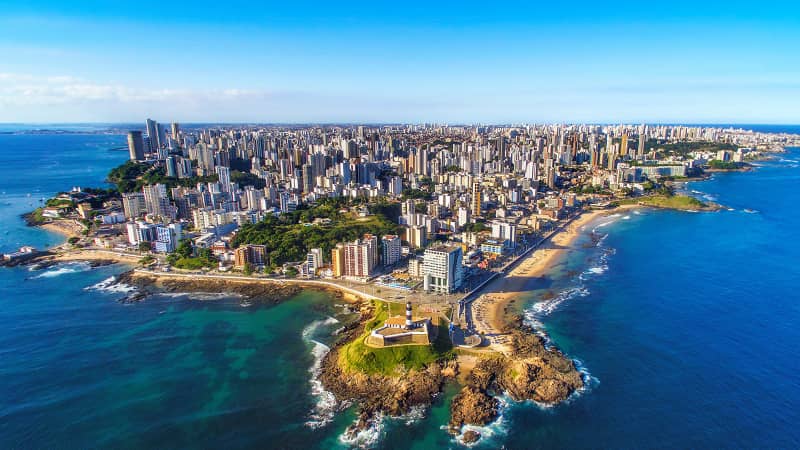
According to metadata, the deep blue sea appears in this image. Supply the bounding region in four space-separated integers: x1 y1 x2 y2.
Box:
0 130 799 449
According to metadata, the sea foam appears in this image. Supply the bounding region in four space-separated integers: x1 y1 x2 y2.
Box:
85 275 136 294
31 261 92 279
303 316 342 429
449 394 510 447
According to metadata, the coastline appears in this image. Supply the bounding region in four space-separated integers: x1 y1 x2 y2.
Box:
27 217 87 240
469 207 624 351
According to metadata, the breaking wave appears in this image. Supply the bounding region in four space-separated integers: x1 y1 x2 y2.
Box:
450 395 510 447
303 316 341 429
31 261 92 278
85 275 136 294
339 413 385 449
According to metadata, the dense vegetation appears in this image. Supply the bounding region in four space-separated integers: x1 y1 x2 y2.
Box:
108 161 218 193
461 222 488 233
617 194 708 210
166 240 217 270
231 199 400 266
708 160 744 170
337 300 453 375
648 139 736 159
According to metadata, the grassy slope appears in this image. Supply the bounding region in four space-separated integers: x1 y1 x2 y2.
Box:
619 194 709 210
338 300 453 376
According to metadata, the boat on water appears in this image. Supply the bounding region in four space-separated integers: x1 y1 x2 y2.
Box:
240 300 253 307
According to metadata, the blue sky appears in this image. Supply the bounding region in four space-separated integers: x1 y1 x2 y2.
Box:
1 1 799 123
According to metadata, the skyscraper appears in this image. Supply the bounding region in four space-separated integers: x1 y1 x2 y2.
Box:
171 122 180 143
422 245 464 294
471 182 482 217
142 184 170 218
620 133 628 157
637 127 647 160
145 118 159 153
127 131 144 161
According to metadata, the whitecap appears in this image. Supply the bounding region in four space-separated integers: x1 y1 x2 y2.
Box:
525 286 590 322
339 413 385 449
303 316 342 429
85 275 136 294
31 261 92 279
449 394 510 447
585 266 607 275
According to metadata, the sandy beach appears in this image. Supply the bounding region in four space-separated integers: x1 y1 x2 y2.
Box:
39 248 142 265
468 208 618 353
38 220 87 239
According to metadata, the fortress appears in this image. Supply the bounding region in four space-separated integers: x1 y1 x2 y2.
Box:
367 301 432 347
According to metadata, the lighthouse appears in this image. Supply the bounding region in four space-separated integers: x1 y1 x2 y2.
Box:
405 301 413 329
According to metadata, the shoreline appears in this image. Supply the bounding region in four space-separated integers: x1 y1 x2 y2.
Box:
468 207 622 352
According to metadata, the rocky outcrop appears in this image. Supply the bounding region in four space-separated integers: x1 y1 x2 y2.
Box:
449 386 498 429
318 304 445 419
320 354 444 417
119 271 303 302
448 326 584 442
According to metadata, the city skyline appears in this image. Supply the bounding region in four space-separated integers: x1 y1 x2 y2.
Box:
2 1 800 124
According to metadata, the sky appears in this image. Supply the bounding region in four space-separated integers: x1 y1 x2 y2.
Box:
1 1 799 124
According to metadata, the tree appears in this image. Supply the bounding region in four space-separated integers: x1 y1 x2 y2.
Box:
175 239 193 258
67 237 80 245
138 242 152 252
284 266 298 278
243 263 253 275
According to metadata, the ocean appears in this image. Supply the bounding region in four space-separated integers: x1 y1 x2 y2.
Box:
0 131 798 448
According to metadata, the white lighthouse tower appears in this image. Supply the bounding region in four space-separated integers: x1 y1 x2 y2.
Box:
405 301 413 329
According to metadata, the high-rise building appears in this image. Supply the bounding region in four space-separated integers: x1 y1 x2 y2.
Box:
165 156 178 177
406 225 427 249
381 235 401 266
121 192 146 218
142 184 170 218
171 122 180 143
422 245 463 294
343 236 378 278
127 131 145 161
620 133 628 157
216 166 231 192
234 245 267 269
331 244 345 277
302 164 314 193
306 248 323 274
637 128 646 160
471 182 482 217
145 118 159 153
491 220 518 246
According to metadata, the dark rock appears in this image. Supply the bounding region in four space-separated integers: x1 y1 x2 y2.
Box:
449 386 498 429
462 430 481 444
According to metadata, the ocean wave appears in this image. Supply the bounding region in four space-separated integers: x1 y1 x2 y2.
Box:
303 316 341 430
585 265 607 275
30 261 92 279
85 275 136 294
157 292 241 300
339 413 385 449
592 219 617 232
525 286 590 324
450 394 510 447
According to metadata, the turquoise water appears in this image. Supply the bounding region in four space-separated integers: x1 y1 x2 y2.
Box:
1 132 799 448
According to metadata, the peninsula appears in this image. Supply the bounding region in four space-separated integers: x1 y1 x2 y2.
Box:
7 122 799 444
